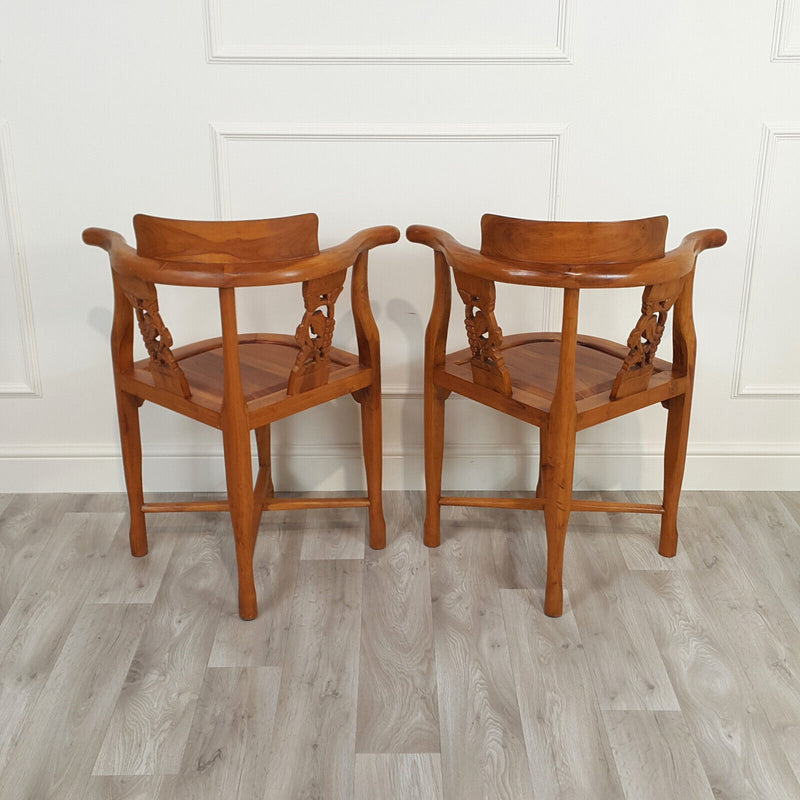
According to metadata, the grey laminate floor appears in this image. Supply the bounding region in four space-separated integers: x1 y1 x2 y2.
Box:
1 490 799 799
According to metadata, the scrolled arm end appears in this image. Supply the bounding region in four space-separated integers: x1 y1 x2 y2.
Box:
406 224 456 251
372 224 401 247
82 227 124 251
682 228 727 255
349 225 401 253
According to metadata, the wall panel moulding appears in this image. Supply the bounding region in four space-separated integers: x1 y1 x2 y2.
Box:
0 123 41 398
209 122 568 393
772 0 800 61
733 124 800 398
204 0 574 64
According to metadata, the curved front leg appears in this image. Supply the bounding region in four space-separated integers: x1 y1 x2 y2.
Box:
351 250 385 549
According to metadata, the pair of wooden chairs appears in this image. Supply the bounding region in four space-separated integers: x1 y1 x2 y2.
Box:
84 213 725 620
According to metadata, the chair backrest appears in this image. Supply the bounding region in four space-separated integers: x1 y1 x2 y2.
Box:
104 214 349 399
480 214 668 264
133 213 320 262
453 214 687 400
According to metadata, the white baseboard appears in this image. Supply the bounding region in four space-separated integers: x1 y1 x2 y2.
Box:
0 442 798 493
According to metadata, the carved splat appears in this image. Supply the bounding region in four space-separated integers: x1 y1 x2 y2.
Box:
117 274 191 398
611 279 684 400
288 270 346 394
453 269 512 395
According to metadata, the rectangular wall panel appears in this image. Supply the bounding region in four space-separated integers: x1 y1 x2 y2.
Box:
0 123 40 397
773 0 800 60
734 125 800 396
206 0 572 62
210 124 565 391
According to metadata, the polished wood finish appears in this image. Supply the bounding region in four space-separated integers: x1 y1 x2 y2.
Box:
84 214 399 619
409 214 726 616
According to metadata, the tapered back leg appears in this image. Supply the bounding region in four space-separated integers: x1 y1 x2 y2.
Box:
115 389 147 557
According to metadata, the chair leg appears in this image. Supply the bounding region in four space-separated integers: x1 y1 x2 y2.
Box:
115 390 147 557
222 424 258 620
660 392 692 557
424 384 448 548
356 387 386 550
536 427 548 499
254 424 275 498
542 427 576 618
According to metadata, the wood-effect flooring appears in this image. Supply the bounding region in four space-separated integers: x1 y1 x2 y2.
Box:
0 490 799 799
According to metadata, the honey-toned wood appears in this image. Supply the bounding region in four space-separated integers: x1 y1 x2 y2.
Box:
423 251 452 548
133 212 321 262
610 279 685 400
351 250 387 548
409 214 725 617
288 270 346 394
115 272 191 398
84 214 399 619
480 214 669 264
452 268 511 395
407 222 725 290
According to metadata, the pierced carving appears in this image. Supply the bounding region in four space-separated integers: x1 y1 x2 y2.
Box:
611 279 684 400
117 274 190 398
454 269 512 395
288 270 346 395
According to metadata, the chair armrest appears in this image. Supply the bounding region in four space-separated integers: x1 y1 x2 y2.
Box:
338 225 401 254
680 228 727 255
407 224 726 289
220 225 400 286
406 224 464 253
83 225 400 287
407 224 580 287
82 227 129 252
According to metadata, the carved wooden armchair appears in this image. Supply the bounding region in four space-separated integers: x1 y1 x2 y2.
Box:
84 214 399 619
408 214 726 616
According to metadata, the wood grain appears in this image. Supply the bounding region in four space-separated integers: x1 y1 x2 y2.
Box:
0 493 13 515
87 512 179 604
84 776 177 800
777 491 800 525
0 493 82 618
93 530 229 775
501 588 625 799
168 667 281 799
411 215 725 617
265 559 363 799
429 528 535 800
85 216 397 619
592 491 693 571
0 511 122 772
490 504 547 590
564 522 680 710
635 568 800 799
356 492 439 753
300 506 366 561
208 514 303 667
602 710 715 800
0 603 149 800
721 492 800 623
676 504 800 785
355 753 444 800
0 492 799 800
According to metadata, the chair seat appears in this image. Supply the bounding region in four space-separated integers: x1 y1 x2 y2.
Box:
86 213 396 620
409 214 725 617
122 333 370 427
439 332 683 428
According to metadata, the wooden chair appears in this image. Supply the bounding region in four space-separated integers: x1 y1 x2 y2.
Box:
84 214 399 619
408 214 726 616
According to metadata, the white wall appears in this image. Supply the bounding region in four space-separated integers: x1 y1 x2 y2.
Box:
1 0 798 492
